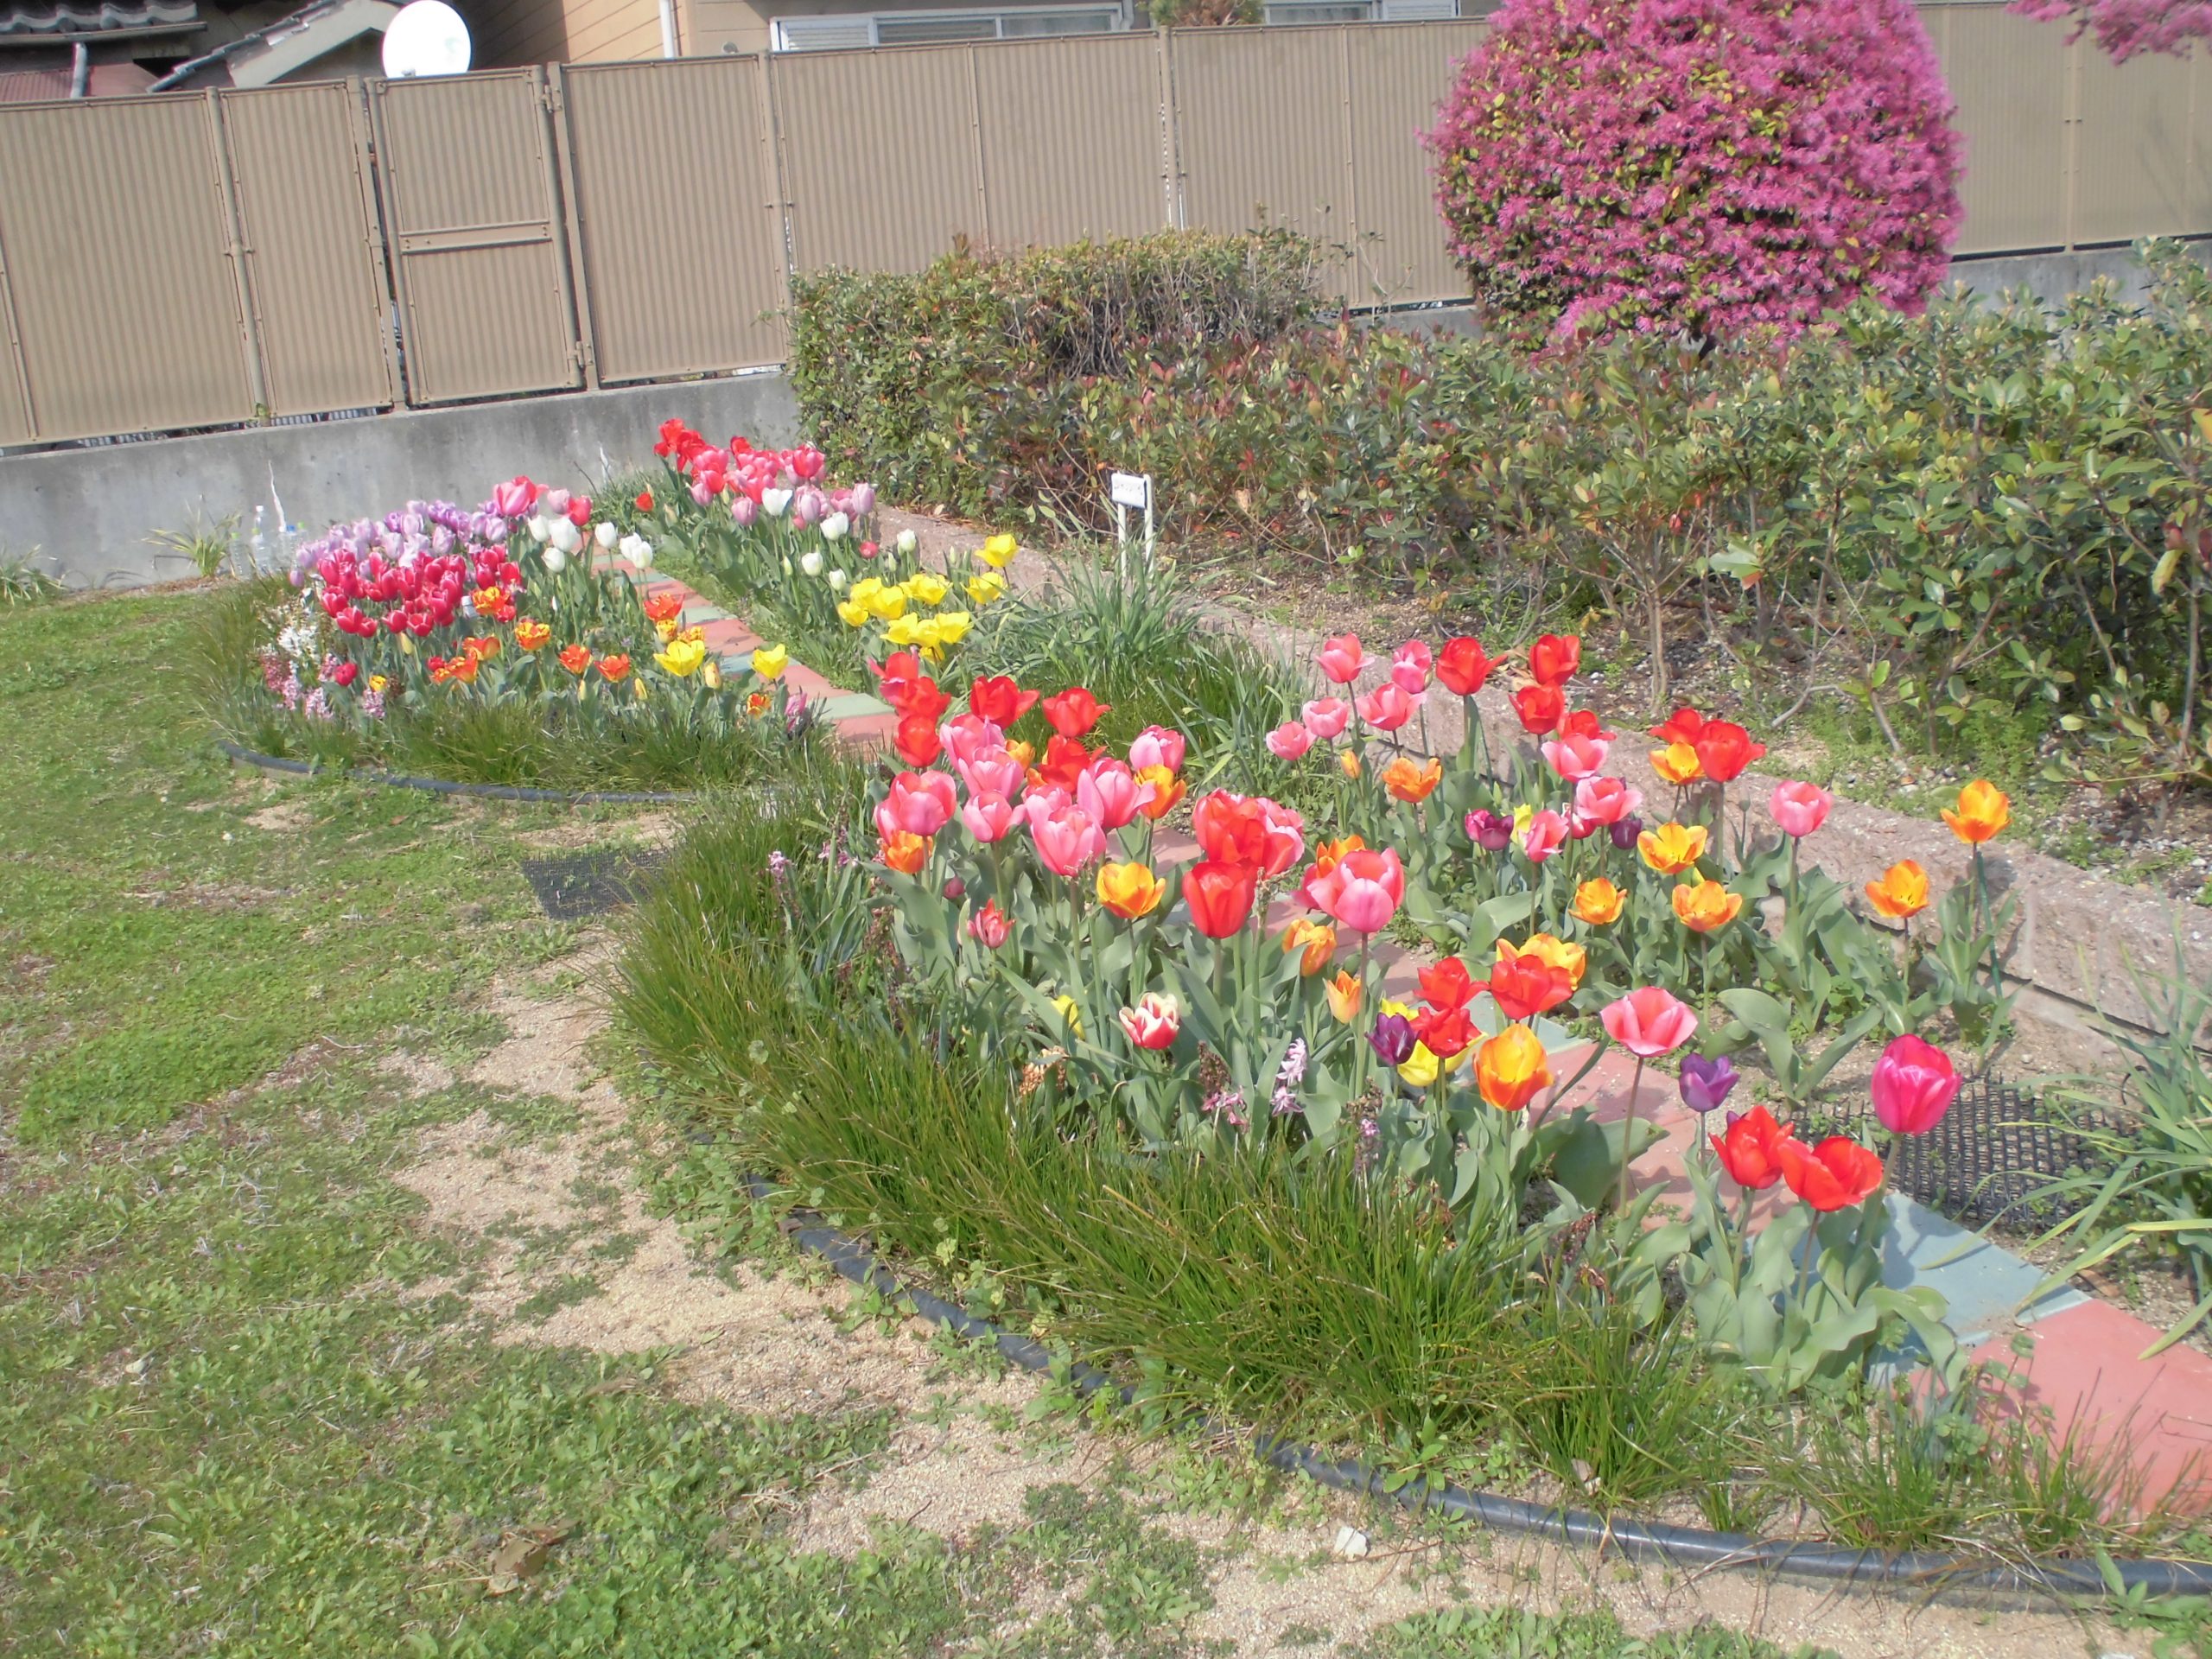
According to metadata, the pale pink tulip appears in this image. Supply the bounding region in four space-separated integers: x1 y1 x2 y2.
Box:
1267 721 1315 760
1301 697 1351 740
1077 757 1154 830
1541 733 1611 783
1770 780 1834 839
1305 847 1405 935
1356 682 1414 732
1128 725 1186 776
961 791 1017 843
957 747 1025 802
1390 641 1432 696
1573 775 1643 825
1520 809 1569 863
939 712 1004 766
1031 804 1106 876
875 770 957 839
1600 987 1698 1058
1319 633 1365 684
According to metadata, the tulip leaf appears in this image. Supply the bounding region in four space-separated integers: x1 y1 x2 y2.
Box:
1548 1112 1666 1210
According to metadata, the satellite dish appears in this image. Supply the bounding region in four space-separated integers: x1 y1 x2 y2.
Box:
382 0 472 78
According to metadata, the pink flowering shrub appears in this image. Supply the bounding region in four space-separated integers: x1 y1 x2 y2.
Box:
1426 0 1966 340
2011 0 2212 60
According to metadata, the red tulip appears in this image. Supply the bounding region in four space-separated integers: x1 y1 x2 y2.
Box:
1418 956 1478 1011
1192 791 1304 875
1692 720 1766 784
1027 734 1091 791
1487 954 1573 1020
1512 683 1564 735
1414 1004 1478 1060
893 713 944 768
1183 860 1259 938
969 675 1038 727
1042 687 1108 738
1436 636 1494 696
1529 633 1580 687
1649 707 1707 746
1780 1135 1885 1212
1711 1104 1796 1191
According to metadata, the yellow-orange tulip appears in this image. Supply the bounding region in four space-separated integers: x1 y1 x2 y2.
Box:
1136 765 1185 821
1865 859 1930 920
1651 741 1704 785
1672 879 1744 932
1572 877 1625 925
1500 931 1586 988
1280 918 1338 976
1942 779 2010 845
1006 739 1036 769
1096 861 1166 919
1382 755 1442 803
1325 969 1363 1024
1340 749 1362 780
879 831 929 876
1637 821 1709 875
1476 1023 1553 1112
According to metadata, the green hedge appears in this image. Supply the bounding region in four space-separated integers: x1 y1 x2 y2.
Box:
789 231 1319 523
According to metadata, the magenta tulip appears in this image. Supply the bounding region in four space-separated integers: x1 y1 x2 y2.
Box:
1870 1034 1960 1135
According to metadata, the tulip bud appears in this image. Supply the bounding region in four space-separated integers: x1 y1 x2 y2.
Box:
828 569 848 591
1609 814 1643 850
895 529 918 556
942 877 965 900
850 483 877 516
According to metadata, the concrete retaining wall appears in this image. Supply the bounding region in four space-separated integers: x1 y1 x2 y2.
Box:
2 374 800 590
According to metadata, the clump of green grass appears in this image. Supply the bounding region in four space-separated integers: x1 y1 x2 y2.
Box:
0 547 64 607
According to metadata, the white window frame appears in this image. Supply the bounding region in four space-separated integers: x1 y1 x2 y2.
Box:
772 1 1130 51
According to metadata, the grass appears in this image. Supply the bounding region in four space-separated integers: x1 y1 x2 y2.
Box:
0 579 1880 1659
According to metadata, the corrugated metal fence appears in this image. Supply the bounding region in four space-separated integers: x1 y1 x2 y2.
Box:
0 5 2206 448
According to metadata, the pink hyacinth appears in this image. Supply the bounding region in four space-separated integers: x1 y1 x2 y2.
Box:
1319 633 1366 685
1301 697 1351 740
1600 986 1697 1058
1267 721 1315 760
1770 780 1834 839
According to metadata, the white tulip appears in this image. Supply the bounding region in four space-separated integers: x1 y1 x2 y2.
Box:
594 520 618 550
894 529 918 556
762 488 792 518
828 569 848 592
618 532 653 570
527 515 551 543
543 547 568 574
821 512 850 544
550 517 582 554
800 550 823 577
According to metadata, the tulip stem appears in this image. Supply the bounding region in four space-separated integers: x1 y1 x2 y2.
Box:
1617 1056 1645 1212
1352 931 1374 1105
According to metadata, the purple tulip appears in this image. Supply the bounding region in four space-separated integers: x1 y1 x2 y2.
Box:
849 482 877 517
730 495 759 529
1678 1053 1738 1114
1465 809 1514 851
1369 1013 1417 1067
1609 814 1645 851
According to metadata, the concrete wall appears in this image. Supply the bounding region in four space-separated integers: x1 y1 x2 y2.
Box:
3 373 798 590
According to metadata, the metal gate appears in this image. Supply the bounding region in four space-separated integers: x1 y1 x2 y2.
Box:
367 67 582 404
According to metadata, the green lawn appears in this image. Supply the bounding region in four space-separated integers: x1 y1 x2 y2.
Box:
0 584 1977 1656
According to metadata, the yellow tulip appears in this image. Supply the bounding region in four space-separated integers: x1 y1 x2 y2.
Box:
1672 878 1745 933
1501 931 1586 988
1572 877 1624 925
1325 969 1362 1024
1637 821 1709 875
968 571 1007 606
750 644 789 682
883 614 924 646
931 609 972 644
1051 994 1084 1038
848 576 884 604
902 571 950 607
1280 918 1336 976
1096 861 1166 919
978 532 1018 569
1398 1042 1441 1089
655 637 708 678
868 588 908 621
1477 1023 1552 1112
1942 779 2010 845
836 598 871 627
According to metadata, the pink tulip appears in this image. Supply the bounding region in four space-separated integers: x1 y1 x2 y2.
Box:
957 747 1025 802
1573 775 1643 825
1267 721 1315 760
1118 993 1181 1052
1600 987 1698 1058
1031 804 1106 876
1391 641 1433 696
1770 780 1834 839
1077 756 1154 830
1305 846 1405 935
968 900 1011 948
1870 1034 1959 1135
1258 798 1306 876
493 476 536 517
1319 633 1366 684
961 791 1017 843
1020 785 1072 825
875 770 957 839
1128 725 1186 776
1541 733 1611 783
1301 697 1351 740
1520 809 1569 863
1356 682 1414 732
541 488 571 518
940 712 1005 766
728 492 758 525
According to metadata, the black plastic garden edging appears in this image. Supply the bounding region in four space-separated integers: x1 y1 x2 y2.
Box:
216 740 697 806
743 1175 2212 1605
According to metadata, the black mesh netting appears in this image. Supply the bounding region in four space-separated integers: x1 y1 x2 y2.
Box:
519 850 667 922
1808 1073 2113 1230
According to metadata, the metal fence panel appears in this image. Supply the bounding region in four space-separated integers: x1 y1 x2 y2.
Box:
559 57 787 382
0 95 254 443
773 46 982 274
368 68 582 404
969 35 1169 251
2075 35 2198 245
1923 3 2072 256
216 81 396 417
1345 20 1484 305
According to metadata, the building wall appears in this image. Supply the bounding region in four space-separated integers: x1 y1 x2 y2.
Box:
468 0 665 67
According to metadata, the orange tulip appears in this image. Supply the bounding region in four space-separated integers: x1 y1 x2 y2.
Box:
1136 765 1185 821
1572 877 1625 925
1476 1023 1553 1112
557 643 591 676
1325 969 1363 1023
1650 741 1704 785
1672 879 1744 932
1281 918 1338 976
879 831 930 876
1382 755 1442 803
1637 821 1708 875
1005 739 1036 769
643 592 684 625
1500 931 1586 989
462 634 500 661
1865 859 1930 920
1942 779 2010 845
515 619 550 651
596 654 632 684
1096 860 1166 919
